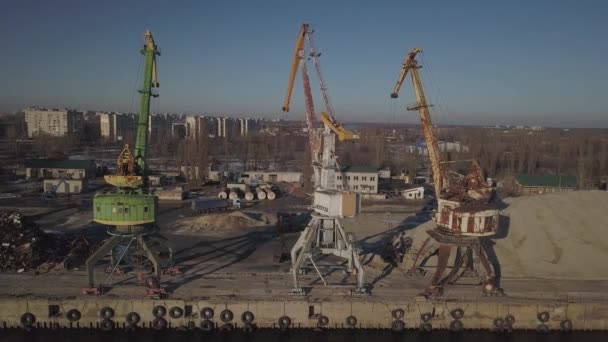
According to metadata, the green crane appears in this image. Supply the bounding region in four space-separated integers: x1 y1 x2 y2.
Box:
93 30 159 227
85 31 163 292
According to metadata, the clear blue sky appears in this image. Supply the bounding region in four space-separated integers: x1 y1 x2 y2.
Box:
1 0 607 127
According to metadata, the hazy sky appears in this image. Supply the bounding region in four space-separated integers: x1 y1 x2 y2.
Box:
1 0 607 127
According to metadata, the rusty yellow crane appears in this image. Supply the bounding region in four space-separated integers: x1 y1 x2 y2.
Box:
390 48 502 298
390 48 446 199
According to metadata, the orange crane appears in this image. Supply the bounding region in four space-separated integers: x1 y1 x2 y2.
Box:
281 23 365 294
282 24 353 191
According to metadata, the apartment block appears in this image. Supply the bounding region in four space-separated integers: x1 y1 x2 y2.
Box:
24 108 83 138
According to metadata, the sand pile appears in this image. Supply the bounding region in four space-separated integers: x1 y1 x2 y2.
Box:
177 211 269 234
495 190 608 279
398 191 608 279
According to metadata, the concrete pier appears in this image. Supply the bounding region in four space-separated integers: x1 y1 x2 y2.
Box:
2 296 608 331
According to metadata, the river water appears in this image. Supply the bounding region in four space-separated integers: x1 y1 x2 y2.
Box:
3 329 607 342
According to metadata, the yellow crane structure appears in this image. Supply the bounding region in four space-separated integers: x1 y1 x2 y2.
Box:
281 23 366 294
282 23 353 191
390 48 445 199
391 48 502 297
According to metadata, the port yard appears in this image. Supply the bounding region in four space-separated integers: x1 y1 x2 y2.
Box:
1 188 608 331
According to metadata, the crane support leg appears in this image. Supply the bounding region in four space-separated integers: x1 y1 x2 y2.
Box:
431 244 451 286
291 221 318 293
290 215 367 294
138 234 162 282
85 235 122 288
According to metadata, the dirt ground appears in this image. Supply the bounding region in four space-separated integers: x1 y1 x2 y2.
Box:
2 185 608 300
170 211 272 235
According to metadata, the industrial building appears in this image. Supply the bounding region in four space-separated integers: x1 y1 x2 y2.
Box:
402 186 424 199
43 179 87 194
337 166 379 194
514 174 577 195
238 171 302 184
24 107 83 138
25 159 97 180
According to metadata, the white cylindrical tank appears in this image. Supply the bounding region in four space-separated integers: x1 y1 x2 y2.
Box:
218 187 229 199
244 186 255 201
229 188 240 200
256 188 267 200
264 188 276 200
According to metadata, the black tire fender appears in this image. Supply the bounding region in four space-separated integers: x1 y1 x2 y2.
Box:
66 309 81 322
126 312 140 325
451 308 464 320
241 311 255 323
169 306 183 319
242 323 254 333
278 315 291 330
346 315 357 327
219 323 234 332
493 317 504 328
152 318 167 331
537 311 550 323
420 322 432 332
392 308 405 319
99 307 114 319
450 319 463 332
200 319 214 331
220 309 233 323
100 319 114 331
537 323 549 333
201 307 214 320
391 319 405 332
560 319 573 332
152 305 167 318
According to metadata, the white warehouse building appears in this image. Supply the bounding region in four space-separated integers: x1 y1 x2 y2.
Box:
336 166 379 194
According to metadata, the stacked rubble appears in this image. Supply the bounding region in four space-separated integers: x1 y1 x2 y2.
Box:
0 211 93 272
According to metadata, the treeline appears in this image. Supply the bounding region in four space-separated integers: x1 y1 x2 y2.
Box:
443 128 608 188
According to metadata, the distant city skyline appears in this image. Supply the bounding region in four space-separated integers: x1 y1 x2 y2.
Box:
1 0 607 128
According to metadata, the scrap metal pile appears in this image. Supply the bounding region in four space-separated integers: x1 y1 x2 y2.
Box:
0 211 93 272
443 161 495 205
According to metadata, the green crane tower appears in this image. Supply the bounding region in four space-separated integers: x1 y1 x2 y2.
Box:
85 31 166 294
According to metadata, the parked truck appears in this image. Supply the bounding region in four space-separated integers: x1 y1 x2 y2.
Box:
190 199 234 214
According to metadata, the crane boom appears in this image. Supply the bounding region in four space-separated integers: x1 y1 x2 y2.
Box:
390 48 421 99
94 30 160 225
134 30 159 179
282 24 307 113
306 32 334 119
390 48 445 198
282 23 354 190
104 31 159 189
